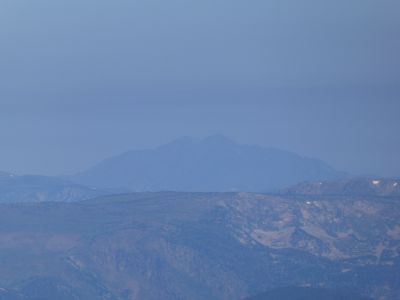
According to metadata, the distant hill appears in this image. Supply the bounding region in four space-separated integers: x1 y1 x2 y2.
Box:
71 135 344 192
283 177 400 197
0 172 103 203
244 287 372 300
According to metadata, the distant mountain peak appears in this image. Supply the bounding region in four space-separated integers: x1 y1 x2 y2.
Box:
160 136 199 147
202 134 236 145
164 135 236 147
71 136 344 192
157 135 237 152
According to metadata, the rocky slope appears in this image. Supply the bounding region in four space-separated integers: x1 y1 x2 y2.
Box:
283 177 400 197
244 287 372 300
0 192 398 299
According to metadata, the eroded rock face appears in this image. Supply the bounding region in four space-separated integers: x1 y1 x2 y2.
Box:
0 192 398 300
224 194 400 263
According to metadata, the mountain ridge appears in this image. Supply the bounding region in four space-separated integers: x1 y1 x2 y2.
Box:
0 173 104 203
0 191 398 299
71 135 345 192
283 177 400 197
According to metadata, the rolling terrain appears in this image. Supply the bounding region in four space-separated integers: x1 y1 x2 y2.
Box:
0 191 398 299
283 177 400 197
0 172 104 203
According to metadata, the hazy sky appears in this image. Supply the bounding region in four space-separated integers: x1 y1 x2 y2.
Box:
0 0 399 177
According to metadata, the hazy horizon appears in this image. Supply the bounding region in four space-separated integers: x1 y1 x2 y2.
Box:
0 128 398 178
1 0 399 177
